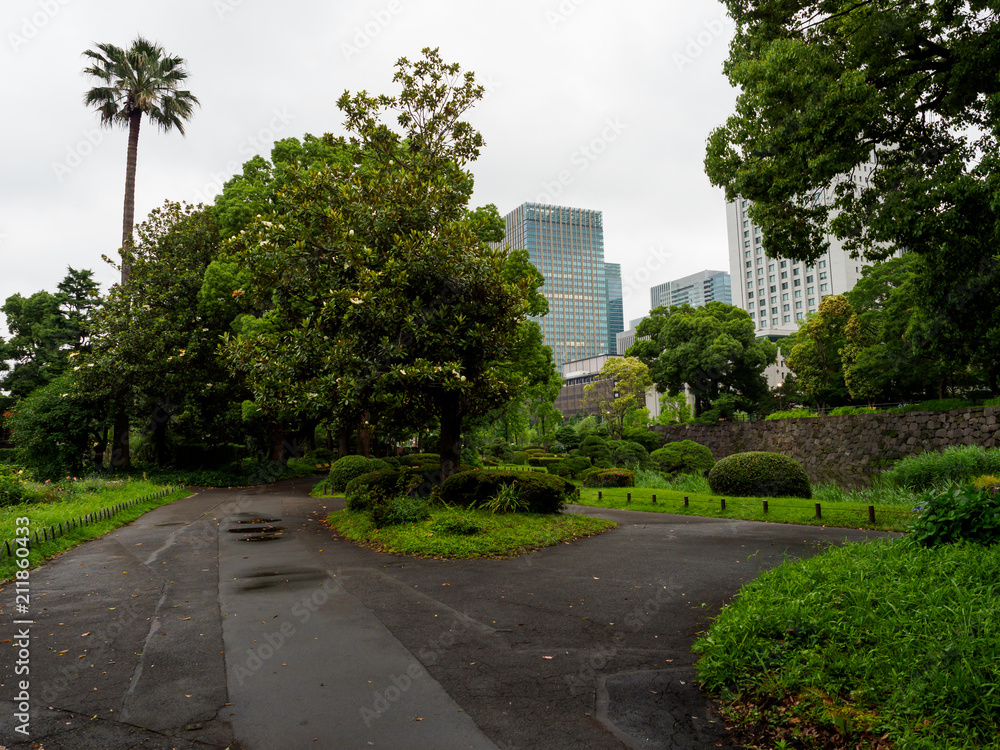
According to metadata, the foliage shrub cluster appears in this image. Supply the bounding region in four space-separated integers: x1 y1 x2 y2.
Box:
527 455 561 468
827 405 878 416
606 440 650 469
708 452 811 499
439 470 571 514
764 409 818 420
328 455 390 491
0 468 27 507
0 448 18 466
887 398 972 413
908 485 1000 547
622 428 662 453
575 435 612 468
694 539 1000 749
883 444 1000 491
972 475 1000 495
344 468 429 510
550 455 592 479
367 494 432 527
583 469 635 488
650 440 715 475
512 451 529 466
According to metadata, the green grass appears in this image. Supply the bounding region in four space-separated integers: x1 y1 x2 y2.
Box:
575 487 913 531
694 538 1000 750
0 480 190 582
326 506 616 558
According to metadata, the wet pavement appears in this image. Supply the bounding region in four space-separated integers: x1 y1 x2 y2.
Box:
0 477 890 749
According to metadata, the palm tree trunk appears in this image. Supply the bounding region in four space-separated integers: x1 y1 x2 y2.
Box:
111 110 141 470
121 110 141 285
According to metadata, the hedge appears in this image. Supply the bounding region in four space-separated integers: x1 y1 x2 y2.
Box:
329 455 391 491
583 469 635 488
650 440 715 475
708 452 811 499
439 471 572 514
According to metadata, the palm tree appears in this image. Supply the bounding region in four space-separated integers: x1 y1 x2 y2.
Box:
83 37 199 468
83 36 199 284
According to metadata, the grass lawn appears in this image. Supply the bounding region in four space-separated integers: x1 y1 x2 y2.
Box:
695 538 1000 749
575 487 913 532
0 481 190 582
326 506 616 558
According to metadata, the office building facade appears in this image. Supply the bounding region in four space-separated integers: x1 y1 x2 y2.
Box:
605 262 623 354
499 202 611 366
650 269 731 311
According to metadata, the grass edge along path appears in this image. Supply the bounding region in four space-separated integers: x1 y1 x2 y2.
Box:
693 538 1000 750
576 487 912 532
326 507 616 559
0 486 191 582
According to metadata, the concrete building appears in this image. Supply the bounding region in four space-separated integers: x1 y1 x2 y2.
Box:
554 354 662 421
650 270 731 311
498 202 611 367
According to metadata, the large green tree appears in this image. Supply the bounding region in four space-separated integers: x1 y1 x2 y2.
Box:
705 0 1000 393
628 302 776 417
84 36 200 467
783 294 853 409
223 49 541 479
0 268 100 400
584 357 652 440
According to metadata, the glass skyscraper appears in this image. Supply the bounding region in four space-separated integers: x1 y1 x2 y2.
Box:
605 262 623 354
499 202 611 367
650 269 732 311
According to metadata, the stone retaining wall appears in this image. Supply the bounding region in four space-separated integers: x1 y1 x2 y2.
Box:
652 407 1000 487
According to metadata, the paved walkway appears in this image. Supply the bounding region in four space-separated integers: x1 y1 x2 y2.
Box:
0 478 889 749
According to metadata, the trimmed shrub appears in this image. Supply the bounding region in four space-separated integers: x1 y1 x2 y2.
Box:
578 435 612 465
439 470 571 513
555 425 581 451
583 469 635 488
485 443 515 463
623 428 661 453
884 445 1000 491
765 409 818 420
344 468 428 511
828 405 878 416
399 452 441 467
972 475 1000 496
888 398 972 413
607 440 650 468
650 440 715 475
708 452 811 499
550 455 592 479
527 455 560 469
908 485 1000 547
310 447 335 463
329 455 391 491
512 451 529 466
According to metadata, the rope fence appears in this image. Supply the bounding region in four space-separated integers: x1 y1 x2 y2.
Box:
0 486 177 560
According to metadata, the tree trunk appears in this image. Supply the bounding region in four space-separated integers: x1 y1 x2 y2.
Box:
122 111 141 285
270 422 285 465
111 406 129 470
337 427 349 458
357 413 371 458
436 393 465 481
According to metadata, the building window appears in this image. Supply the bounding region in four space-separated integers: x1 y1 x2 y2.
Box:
781 282 789 290
806 275 814 283
783 303 790 312
780 260 787 268
794 279 801 287
744 240 750 247
772 317 779 326
749 311 755 318
746 261 752 268
807 286 815 294
746 271 752 279
742 220 748 228
756 246 763 254
795 300 802 309
821 283 829 291
745 250 751 258
755 236 762 244
783 315 791 323
748 301 754 309
782 292 789 301
747 290 754 298
808 297 816 306
768 263 775 271
770 285 777 293
794 290 802 298
793 267 800 276
819 260 827 268
771 307 778 315
796 312 804 320
781 271 788 279
769 274 776 282
819 271 828 280
757 268 764 275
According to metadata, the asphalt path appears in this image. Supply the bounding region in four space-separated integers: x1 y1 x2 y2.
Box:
0 477 890 749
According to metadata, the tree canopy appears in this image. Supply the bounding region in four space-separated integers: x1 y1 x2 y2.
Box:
628 302 776 417
705 0 1000 393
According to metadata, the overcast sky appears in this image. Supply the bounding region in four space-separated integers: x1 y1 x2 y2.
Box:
0 0 738 331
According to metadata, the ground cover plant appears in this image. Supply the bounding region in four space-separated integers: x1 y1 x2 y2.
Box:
0 478 188 581
693 539 1000 750
883 444 1000 491
325 505 615 558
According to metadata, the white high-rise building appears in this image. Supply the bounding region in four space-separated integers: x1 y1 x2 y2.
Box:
726 171 879 337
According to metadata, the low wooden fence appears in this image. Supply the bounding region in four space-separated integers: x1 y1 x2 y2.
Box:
0 486 177 560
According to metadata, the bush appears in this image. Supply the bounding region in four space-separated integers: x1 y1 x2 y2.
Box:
622 428 661 453
828 405 879 416
310 447 335 463
650 440 715 475
439 470 571 513
708 452 811 499
764 409 818 420
344 468 429 511
583 469 635 488
888 398 972 413
399 452 440 467
527 455 560 469
484 443 514 463
550 455 592 479
512 451 529 466
972 475 1000 495
908 485 1000 547
329 455 391 491
0 448 19 466
555 425 581 451
578 435 612 465
883 444 1000 491
0 469 27 506
607 440 650 468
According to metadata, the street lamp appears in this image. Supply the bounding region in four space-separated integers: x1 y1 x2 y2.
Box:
776 382 784 411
